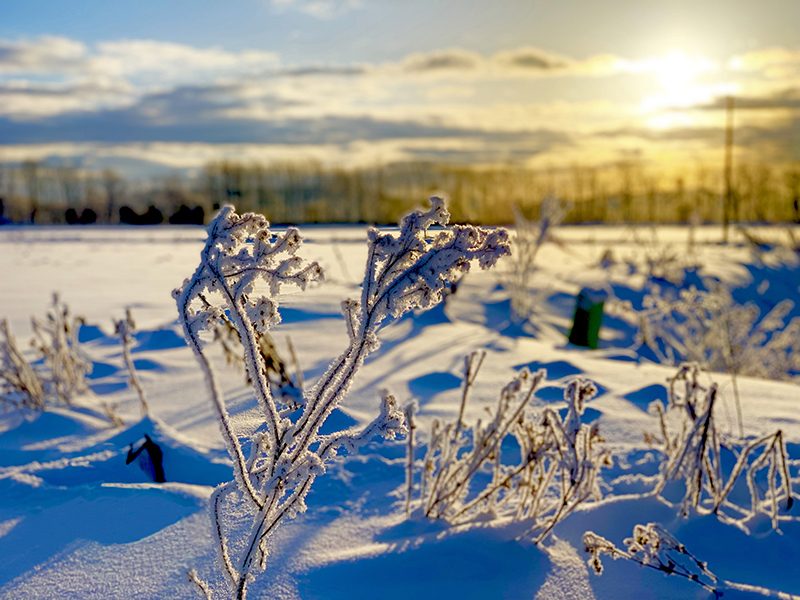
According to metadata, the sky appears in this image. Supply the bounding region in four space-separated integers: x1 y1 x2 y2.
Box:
0 0 798 179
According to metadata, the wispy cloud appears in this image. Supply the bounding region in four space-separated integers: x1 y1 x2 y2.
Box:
0 36 281 120
394 47 620 78
730 48 800 79
0 79 131 118
402 49 482 72
492 47 574 71
0 36 86 74
0 36 279 88
91 40 279 82
695 87 800 111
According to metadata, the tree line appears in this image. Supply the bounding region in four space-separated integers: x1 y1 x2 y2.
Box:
1 159 799 226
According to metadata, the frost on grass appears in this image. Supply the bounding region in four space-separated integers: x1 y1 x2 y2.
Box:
626 281 800 435
1 294 90 411
649 363 794 531
504 197 569 324
412 350 609 544
174 198 510 599
583 523 719 596
114 309 149 418
0 319 45 410
32 294 92 404
581 363 796 596
633 283 800 380
205 303 303 406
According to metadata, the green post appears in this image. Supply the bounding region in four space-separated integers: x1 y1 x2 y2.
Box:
569 287 607 349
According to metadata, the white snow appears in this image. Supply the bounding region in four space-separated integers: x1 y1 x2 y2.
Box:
1 221 799 599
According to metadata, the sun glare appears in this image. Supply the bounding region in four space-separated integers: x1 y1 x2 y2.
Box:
652 51 705 92
634 50 735 120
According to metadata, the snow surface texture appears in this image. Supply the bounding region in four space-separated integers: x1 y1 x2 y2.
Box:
1 219 800 599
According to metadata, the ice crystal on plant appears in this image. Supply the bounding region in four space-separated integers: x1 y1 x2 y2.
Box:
1 295 90 411
414 351 608 545
584 523 719 596
504 196 569 324
635 283 800 381
175 198 510 599
650 363 794 530
628 280 800 436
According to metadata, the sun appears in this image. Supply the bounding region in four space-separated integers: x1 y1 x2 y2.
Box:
652 50 704 94
636 50 733 120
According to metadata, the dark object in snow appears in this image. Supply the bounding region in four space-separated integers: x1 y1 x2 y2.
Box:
597 249 615 269
119 205 163 225
66 208 97 224
569 287 607 349
79 208 97 224
126 433 166 482
169 204 205 225
0 198 11 224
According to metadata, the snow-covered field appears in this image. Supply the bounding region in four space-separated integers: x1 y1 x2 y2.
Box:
1 218 800 599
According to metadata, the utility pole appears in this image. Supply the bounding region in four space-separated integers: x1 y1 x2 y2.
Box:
723 95 734 242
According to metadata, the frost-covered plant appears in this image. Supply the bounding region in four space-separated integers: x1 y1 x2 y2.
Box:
505 197 568 323
174 198 510 599
639 284 800 379
0 319 46 410
205 307 302 405
114 309 149 416
520 377 609 543
624 226 690 284
31 293 91 404
403 400 417 517
631 282 800 436
583 523 719 597
650 364 794 530
651 363 722 516
712 429 794 530
737 223 800 265
207 308 245 369
1 295 90 411
416 351 608 544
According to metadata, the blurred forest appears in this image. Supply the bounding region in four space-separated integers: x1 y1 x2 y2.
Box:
1 158 799 226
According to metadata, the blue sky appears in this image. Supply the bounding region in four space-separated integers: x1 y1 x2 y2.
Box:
0 0 798 178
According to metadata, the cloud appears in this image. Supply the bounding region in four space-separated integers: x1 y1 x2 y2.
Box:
0 36 279 88
693 88 800 111
0 124 573 179
0 35 797 175
399 46 619 77
0 80 132 118
735 118 800 157
730 48 800 79
401 128 572 164
0 36 87 74
0 69 576 169
132 83 306 124
0 36 283 119
597 125 722 144
278 65 367 77
0 90 536 145
90 40 279 81
490 47 627 78
493 47 573 71
596 117 800 161
403 49 482 72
